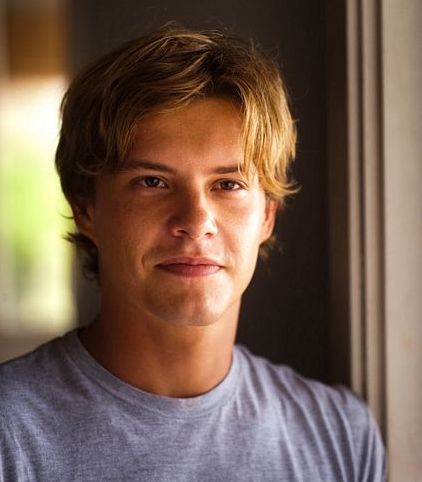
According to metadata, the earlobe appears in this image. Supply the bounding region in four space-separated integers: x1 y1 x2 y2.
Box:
71 201 97 245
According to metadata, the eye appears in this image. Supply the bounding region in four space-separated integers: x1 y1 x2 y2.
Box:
215 179 245 191
133 176 168 189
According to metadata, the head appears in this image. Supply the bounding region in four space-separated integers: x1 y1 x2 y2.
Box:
55 23 297 282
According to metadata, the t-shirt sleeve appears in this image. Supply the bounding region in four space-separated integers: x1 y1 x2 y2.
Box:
358 407 387 481
341 388 387 481
0 411 28 482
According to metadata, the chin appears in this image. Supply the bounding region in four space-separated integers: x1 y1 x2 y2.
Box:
140 278 230 320
143 293 233 328
160 303 230 327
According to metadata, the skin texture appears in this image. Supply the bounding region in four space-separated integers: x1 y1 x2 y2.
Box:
74 97 278 397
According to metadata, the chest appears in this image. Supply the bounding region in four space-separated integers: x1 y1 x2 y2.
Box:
9 403 351 481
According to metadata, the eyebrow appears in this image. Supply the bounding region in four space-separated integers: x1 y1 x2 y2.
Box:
121 160 242 175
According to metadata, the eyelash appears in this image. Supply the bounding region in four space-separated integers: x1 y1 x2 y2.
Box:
132 176 246 192
134 176 167 189
215 180 245 191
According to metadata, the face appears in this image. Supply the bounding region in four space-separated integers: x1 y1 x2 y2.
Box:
75 97 278 327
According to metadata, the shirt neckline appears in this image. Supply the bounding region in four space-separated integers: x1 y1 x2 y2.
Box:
61 328 241 419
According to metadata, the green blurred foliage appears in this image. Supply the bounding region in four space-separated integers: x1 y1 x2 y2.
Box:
1 137 73 299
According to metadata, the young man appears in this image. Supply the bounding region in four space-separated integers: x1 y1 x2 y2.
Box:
0 25 386 481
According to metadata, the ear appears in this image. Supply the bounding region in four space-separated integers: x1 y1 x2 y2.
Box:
260 198 279 244
70 201 97 246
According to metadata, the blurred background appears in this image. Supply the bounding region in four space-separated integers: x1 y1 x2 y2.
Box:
0 1 420 479
0 0 74 354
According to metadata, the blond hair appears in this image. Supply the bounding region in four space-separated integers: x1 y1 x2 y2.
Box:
56 23 297 278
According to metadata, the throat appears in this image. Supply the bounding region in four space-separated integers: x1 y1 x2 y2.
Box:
78 314 237 398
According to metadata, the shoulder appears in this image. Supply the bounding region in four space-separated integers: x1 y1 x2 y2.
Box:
0 333 65 377
234 345 387 481
0 331 81 453
0 332 75 412
236 344 365 414
0 333 74 480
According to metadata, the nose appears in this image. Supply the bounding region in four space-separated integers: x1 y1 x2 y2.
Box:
168 189 218 240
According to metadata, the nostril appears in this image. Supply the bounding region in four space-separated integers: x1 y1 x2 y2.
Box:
172 221 218 239
169 213 218 239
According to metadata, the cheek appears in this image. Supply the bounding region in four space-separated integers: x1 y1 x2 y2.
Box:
235 196 266 229
223 201 266 252
93 200 150 258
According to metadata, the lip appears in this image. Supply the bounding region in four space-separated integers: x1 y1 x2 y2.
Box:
156 257 222 278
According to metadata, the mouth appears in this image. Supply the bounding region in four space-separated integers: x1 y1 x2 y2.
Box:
156 257 222 278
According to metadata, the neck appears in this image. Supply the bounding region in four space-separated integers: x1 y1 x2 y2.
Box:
79 301 239 398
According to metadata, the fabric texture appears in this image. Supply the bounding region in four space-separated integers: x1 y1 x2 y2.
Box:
0 330 386 481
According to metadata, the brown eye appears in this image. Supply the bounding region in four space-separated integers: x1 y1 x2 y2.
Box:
135 176 167 188
145 177 161 187
217 180 243 191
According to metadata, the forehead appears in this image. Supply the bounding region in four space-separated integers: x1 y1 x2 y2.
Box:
127 97 244 167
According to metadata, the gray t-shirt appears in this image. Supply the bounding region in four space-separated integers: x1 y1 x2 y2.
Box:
0 330 386 481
